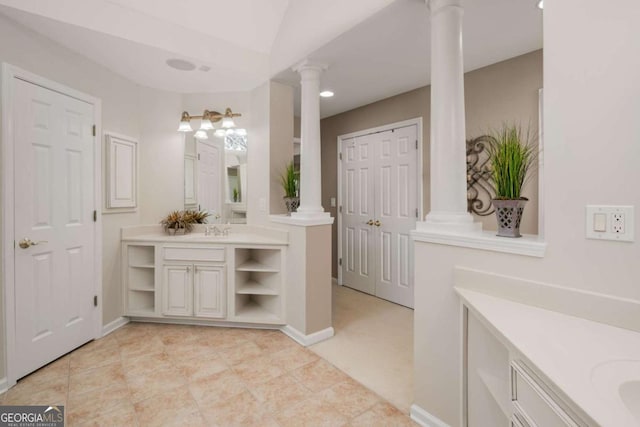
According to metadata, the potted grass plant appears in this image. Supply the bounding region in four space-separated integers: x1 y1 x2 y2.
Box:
487 124 537 238
280 161 299 215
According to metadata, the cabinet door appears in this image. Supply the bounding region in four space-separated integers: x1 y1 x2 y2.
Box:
193 265 226 318
163 264 193 316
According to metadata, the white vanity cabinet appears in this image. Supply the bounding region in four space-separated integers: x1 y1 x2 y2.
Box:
122 235 286 326
163 263 226 318
465 308 587 427
162 245 227 319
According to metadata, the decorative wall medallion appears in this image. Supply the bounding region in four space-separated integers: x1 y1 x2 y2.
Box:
466 136 495 216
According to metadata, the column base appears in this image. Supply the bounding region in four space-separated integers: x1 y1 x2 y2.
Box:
292 207 331 219
419 211 482 234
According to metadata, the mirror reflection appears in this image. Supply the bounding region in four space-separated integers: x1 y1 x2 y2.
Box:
184 133 248 223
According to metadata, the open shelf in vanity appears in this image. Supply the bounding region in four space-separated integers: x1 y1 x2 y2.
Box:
233 247 283 323
124 244 157 316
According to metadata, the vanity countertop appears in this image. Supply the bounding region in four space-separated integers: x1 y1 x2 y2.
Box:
121 225 288 246
456 287 640 427
121 233 288 245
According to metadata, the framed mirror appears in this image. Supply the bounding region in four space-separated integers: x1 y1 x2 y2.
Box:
184 132 248 224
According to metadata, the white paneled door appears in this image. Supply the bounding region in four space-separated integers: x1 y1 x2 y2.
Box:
341 125 418 308
13 78 97 379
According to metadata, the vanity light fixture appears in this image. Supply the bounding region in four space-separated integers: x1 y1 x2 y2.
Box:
537 0 543 9
177 112 193 132
320 90 334 98
177 107 241 134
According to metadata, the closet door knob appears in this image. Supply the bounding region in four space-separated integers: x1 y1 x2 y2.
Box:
374 220 381 227
366 220 374 226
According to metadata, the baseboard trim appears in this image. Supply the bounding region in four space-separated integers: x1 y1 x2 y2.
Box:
0 377 7 395
102 316 129 337
410 404 450 427
280 325 334 346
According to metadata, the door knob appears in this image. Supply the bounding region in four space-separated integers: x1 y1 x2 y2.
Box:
366 220 374 226
374 220 381 227
18 238 48 249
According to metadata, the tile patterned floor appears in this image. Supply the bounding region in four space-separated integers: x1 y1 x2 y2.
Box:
0 323 417 426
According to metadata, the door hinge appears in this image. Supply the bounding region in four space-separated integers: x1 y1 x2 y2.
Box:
339 205 342 213
415 140 418 149
93 295 98 307
198 153 201 160
416 208 419 218
339 152 342 160
339 258 342 266
92 125 96 137
93 210 97 222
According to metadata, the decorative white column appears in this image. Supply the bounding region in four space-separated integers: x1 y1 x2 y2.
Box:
420 0 480 233
292 60 330 220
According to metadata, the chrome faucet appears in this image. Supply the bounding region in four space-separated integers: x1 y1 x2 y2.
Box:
204 225 228 237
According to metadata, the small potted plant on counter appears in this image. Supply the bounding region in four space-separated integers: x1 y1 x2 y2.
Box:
280 161 299 215
160 209 210 235
487 123 538 238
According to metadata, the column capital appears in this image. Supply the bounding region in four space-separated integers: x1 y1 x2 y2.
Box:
292 59 328 75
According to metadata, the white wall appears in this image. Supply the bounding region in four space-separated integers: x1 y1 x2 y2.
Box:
0 14 145 381
413 0 640 425
138 87 184 223
247 82 271 225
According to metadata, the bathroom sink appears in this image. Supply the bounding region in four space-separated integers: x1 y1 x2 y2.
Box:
620 380 640 424
591 359 640 425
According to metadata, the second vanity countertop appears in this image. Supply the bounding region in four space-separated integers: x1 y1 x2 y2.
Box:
456 287 640 427
121 224 289 246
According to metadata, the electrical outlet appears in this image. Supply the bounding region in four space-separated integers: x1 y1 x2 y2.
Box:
586 205 634 242
612 213 625 234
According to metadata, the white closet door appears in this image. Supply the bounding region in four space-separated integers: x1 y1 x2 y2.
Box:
373 126 417 308
13 78 96 379
341 135 375 295
340 125 418 308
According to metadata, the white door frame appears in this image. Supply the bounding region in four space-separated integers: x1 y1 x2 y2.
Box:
1 63 103 387
337 117 423 286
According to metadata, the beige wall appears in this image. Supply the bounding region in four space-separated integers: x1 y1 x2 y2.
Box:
321 49 543 277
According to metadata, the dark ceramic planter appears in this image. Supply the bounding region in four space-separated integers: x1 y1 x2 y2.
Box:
284 197 300 216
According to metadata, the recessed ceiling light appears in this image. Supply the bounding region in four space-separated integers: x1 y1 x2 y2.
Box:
537 0 543 9
320 91 334 98
166 58 196 71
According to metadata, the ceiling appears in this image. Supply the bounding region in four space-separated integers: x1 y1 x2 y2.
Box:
275 0 543 118
0 0 542 116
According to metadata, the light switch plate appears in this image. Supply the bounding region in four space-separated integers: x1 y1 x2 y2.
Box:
586 205 634 242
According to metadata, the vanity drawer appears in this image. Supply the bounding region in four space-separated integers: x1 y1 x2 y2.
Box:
511 361 579 427
164 246 225 262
